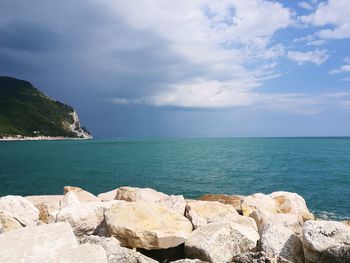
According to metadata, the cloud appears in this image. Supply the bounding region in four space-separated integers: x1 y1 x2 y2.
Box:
287 49 329 65
329 64 350 74
301 0 350 39
298 2 314 11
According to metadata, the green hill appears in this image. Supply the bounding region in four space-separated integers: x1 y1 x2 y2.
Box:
0 76 91 139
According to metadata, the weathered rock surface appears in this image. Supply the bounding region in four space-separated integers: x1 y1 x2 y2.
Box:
259 224 304 263
26 195 62 223
0 211 22 233
0 195 39 226
64 186 101 203
270 191 314 221
105 202 192 249
232 251 292 263
199 194 243 213
51 243 108 263
185 222 259 263
0 222 78 262
171 259 208 263
185 200 239 229
116 186 169 202
57 197 122 237
80 235 158 263
241 193 277 216
157 195 187 215
250 209 304 234
303 220 350 263
98 189 118 202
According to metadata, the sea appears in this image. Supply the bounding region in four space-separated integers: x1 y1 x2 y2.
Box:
0 137 349 220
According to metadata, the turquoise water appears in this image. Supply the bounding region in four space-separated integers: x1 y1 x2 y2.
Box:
0 138 349 220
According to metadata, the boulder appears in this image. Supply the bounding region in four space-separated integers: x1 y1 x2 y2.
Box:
0 195 39 226
185 200 239 229
157 195 186 215
57 198 122 237
60 191 81 209
80 235 157 263
185 222 259 263
249 209 304 235
0 211 22 233
199 194 243 213
259 224 304 263
171 260 208 263
303 220 350 263
270 191 314 221
116 186 169 202
51 243 108 263
241 193 276 216
64 186 101 203
98 189 118 202
105 202 192 249
25 195 62 223
232 251 292 263
0 222 78 262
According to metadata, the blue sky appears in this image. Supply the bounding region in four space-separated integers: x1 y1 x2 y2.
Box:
1 0 350 137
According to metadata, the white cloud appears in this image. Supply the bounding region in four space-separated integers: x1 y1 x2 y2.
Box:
307 39 326 46
329 64 350 74
298 2 314 11
301 0 350 39
287 49 329 65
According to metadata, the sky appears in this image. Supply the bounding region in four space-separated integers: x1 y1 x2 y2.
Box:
1 0 350 138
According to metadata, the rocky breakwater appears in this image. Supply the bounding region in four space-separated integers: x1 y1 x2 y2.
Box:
0 186 349 263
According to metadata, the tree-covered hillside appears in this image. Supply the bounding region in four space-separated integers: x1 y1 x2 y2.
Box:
0 76 91 138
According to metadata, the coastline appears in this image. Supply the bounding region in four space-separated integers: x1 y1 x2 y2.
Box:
0 135 93 141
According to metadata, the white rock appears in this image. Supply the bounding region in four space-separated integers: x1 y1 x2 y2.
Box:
185 200 239 229
171 260 208 263
98 189 118 202
105 201 193 249
270 191 314 221
185 222 259 263
0 222 78 263
303 220 350 263
64 186 101 203
51 243 108 263
249 209 304 235
158 195 186 215
0 211 22 233
259 224 304 263
26 195 62 223
115 186 169 202
241 193 276 216
81 235 158 263
60 191 80 209
57 198 122 237
0 195 39 226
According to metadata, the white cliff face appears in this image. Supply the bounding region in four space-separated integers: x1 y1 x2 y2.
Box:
67 110 92 139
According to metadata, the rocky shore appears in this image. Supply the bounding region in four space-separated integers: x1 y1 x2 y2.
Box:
0 186 349 263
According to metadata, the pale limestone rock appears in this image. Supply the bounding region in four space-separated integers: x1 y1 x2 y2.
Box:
241 193 276 216
81 235 158 263
64 186 101 203
233 215 258 232
249 209 304 235
185 222 259 263
116 186 169 202
98 189 118 202
0 211 22 233
105 201 193 249
185 200 239 229
25 195 62 223
158 195 186 215
303 220 350 263
60 191 80 209
0 222 78 263
199 194 243 212
232 251 292 263
0 195 39 226
270 191 314 221
259 224 304 263
51 243 108 263
171 260 208 263
57 198 122 237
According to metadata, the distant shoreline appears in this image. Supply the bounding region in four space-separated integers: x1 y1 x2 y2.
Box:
0 136 92 141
